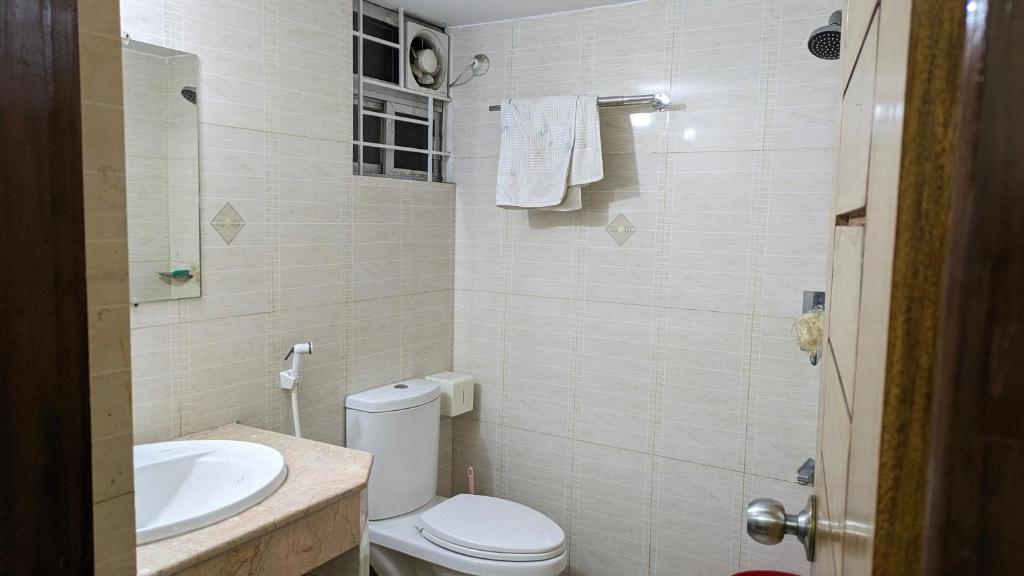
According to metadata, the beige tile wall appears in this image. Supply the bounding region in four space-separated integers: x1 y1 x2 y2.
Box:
120 0 455 493
448 0 840 573
80 0 137 573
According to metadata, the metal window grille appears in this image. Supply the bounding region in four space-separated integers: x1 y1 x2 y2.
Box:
353 1 449 182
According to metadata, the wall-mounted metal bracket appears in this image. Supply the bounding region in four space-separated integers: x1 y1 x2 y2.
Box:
803 290 826 313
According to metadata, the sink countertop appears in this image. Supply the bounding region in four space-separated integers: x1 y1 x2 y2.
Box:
136 424 373 576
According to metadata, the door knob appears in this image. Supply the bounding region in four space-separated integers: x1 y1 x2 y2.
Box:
745 495 816 561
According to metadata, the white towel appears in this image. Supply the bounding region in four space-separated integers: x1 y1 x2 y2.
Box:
550 95 603 211
496 95 603 211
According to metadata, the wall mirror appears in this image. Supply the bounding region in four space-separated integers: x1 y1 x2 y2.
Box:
122 39 201 303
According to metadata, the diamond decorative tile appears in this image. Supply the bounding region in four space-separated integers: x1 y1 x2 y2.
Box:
606 213 636 246
210 202 245 244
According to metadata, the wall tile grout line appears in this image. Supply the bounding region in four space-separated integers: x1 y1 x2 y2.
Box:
450 415 819 484
263 0 281 435
739 0 783 568
495 19 519 504
646 3 686 574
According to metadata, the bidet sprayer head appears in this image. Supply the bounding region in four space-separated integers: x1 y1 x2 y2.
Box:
284 341 313 361
281 342 314 394
284 341 313 380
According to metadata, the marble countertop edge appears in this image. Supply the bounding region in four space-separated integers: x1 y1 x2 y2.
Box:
135 423 372 576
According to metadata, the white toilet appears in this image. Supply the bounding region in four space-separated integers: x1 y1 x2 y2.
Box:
346 379 567 576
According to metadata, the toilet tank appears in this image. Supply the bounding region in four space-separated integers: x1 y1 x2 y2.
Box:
346 379 440 520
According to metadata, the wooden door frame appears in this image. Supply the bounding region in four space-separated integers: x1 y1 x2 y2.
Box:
0 0 94 573
922 0 1024 572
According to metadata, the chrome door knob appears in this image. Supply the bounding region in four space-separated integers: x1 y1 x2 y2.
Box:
745 495 816 561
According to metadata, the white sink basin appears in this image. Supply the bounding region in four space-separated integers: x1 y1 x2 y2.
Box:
134 440 287 544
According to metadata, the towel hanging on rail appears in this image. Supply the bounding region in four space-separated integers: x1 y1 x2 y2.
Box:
495 95 603 211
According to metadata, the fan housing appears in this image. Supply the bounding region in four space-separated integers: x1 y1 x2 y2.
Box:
404 21 449 97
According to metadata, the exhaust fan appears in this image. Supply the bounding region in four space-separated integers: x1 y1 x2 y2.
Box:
404 21 449 97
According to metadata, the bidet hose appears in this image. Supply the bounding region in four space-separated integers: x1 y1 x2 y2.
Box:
291 387 302 438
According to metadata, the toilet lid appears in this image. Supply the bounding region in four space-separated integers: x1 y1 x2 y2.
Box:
416 495 565 559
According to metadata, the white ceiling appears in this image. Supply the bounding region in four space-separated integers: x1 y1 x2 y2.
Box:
373 0 633 28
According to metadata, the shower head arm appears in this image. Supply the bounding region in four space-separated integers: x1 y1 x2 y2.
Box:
449 54 489 88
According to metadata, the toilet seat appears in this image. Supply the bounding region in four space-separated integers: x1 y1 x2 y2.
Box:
416 494 565 562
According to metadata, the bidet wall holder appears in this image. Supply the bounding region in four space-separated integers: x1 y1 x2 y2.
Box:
281 342 313 438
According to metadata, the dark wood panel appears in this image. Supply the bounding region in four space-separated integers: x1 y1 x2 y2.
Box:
0 0 93 574
872 0 965 573
923 0 1024 573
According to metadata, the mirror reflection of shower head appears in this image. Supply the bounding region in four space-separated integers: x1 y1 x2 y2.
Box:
180 85 197 105
448 54 489 88
807 10 842 60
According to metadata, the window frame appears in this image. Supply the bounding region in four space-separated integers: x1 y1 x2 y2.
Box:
353 0 449 183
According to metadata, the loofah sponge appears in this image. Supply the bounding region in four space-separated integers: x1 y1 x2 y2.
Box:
793 307 824 364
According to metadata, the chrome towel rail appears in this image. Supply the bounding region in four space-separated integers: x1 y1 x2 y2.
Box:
488 93 670 112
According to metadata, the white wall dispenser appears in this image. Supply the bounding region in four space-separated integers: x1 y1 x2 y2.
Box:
425 371 474 417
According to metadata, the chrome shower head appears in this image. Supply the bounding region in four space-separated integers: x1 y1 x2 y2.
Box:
180 85 197 104
448 54 490 88
468 53 489 76
807 10 842 60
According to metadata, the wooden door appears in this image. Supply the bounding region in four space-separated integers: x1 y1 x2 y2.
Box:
812 2 881 572
812 0 964 574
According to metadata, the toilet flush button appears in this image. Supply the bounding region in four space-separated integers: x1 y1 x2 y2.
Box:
394 384 408 389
